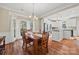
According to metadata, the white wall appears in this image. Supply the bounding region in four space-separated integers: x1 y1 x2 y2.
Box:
0 7 10 32
0 7 12 43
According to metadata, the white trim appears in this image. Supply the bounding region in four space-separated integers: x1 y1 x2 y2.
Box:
0 5 27 18
41 4 79 18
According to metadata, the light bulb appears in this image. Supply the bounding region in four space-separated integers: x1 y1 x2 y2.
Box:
34 16 36 18
29 16 32 18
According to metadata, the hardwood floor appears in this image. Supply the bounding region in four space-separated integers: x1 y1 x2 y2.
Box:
48 39 79 55
5 39 29 55
5 39 79 55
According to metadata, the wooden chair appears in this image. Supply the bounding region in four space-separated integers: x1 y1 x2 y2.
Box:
22 31 34 54
22 31 30 49
41 32 49 54
0 36 6 55
38 32 49 55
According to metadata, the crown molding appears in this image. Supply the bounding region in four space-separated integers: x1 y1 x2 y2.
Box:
0 5 28 18
0 4 79 19
41 4 79 18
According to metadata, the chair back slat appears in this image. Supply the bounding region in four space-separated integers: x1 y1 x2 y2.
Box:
36 32 49 54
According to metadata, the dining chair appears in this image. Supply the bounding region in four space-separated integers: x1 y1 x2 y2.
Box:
22 31 34 54
38 32 49 55
0 36 6 55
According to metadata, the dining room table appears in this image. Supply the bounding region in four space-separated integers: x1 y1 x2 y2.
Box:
27 33 42 54
28 33 42 44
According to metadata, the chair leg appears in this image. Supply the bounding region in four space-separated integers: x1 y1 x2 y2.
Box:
0 50 4 55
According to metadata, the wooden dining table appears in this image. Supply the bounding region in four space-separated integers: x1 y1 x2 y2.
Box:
28 33 42 42
27 33 42 54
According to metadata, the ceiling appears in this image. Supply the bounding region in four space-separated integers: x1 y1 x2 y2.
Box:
0 3 79 17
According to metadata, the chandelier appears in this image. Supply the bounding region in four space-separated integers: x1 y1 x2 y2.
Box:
29 3 38 20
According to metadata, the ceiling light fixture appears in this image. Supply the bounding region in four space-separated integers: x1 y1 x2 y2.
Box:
28 3 38 20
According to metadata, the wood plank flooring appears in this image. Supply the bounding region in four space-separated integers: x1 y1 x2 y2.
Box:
5 39 79 55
